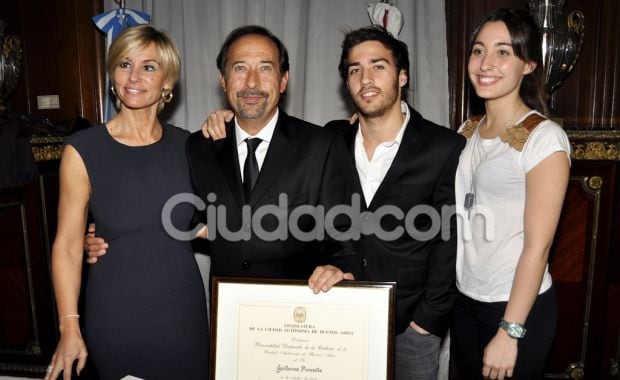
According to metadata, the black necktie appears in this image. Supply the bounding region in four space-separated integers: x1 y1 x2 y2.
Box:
243 138 262 198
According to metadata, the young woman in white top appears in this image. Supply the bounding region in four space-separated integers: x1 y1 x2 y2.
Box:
451 8 571 380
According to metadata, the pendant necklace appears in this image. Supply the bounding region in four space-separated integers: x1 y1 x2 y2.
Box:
464 124 486 219
464 104 522 219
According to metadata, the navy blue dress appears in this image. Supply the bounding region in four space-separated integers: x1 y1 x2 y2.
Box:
67 124 209 379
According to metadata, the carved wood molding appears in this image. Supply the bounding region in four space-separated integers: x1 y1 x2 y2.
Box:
567 130 620 160
30 136 64 162
0 362 46 374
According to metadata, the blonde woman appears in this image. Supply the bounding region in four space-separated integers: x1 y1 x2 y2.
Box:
46 25 208 379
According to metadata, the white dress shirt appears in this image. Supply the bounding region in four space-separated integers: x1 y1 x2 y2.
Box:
354 101 410 206
235 109 279 182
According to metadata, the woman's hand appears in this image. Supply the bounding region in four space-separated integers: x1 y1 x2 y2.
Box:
44 321 88 380
196 224 209 239
481 329 518 380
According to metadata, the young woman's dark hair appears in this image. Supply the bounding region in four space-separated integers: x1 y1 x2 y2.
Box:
469 8 549 115
216 25 289 77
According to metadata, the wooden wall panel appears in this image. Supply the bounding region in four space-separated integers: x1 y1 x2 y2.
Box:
0 204 33 350
603 172 620 378
547 161 616 378
549 0 620 128
0 181 57 375
0 0 105 124
547 179 589 374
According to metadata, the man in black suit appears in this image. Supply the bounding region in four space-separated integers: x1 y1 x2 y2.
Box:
84 26 361 293
186 25 362 290
324 26 465 379
202 26 465 379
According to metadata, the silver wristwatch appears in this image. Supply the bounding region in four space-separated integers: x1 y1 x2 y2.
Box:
499 318 527 339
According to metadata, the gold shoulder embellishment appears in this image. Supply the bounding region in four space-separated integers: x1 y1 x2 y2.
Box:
499 114 547 151
459 116 483 138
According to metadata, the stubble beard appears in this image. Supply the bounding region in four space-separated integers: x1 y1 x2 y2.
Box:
235 90 270 120
353 85 400 119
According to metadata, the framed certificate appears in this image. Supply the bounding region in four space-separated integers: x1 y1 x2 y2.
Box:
210 277 395 380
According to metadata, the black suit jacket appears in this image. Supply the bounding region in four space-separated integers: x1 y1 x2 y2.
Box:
187 110 362 280
325 107 466 336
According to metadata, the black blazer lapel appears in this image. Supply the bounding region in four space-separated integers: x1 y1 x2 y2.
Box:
342 124 358 158
248 112 299 205
215 123 245 207
339 123 369 210
368 112 423 210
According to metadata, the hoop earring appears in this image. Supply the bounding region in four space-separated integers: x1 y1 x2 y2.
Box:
161 88 173 103
110 85 117 96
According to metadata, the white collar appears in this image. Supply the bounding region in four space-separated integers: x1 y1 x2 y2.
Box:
356 101 410 148
235 108 279 146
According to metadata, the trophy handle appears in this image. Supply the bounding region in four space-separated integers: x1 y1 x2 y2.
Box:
565 11 585 74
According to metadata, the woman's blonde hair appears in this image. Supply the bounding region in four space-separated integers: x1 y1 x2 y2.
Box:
107 25 180 112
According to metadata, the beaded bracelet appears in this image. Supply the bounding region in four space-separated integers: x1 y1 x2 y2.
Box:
59 313 80 324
